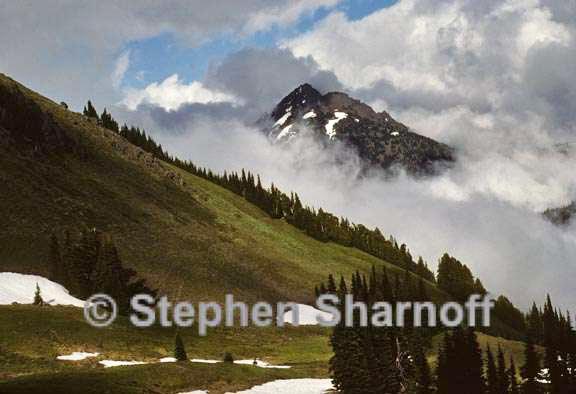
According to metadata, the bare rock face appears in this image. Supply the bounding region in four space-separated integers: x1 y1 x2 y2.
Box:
260 83 454 175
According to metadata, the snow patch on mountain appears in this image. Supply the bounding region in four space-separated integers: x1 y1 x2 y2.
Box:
229 379 333 393
178 378 333 394
234 359 291 369
324 111 348 139
0 272 85 307
282 304 334 325
274 111 291 127
277 124 294 140
303 111 317 119
57 352 100 361
99 360 148 368
191 358 220 364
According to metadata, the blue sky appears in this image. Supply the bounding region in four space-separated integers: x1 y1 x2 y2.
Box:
123 0 397 89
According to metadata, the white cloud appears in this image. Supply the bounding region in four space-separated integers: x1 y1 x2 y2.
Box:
111 51 131 89
244 0 341 34
0 0 342 109
285 0 571 92
122 74 239 111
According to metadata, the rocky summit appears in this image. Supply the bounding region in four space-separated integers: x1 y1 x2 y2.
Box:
261 83 455 175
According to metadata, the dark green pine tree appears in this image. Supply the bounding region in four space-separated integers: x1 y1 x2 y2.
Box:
436 331 452 394
496 345 509 394
99 108 119 132
486 345 499 394
412 331 432 394
48 233 64 284
33 283 44 306
83 100 98 119
92 239 123 297
508 356 520 394
329 276 353 393
545 346 561 394
542 295 563 394
521 336 541 394
464 328 485 394
368 269 402 394
437 327 485 394
174 332 188 361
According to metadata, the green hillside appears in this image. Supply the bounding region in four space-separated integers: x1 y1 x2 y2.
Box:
0 72 440 304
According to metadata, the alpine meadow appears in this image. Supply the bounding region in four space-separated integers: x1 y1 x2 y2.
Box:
1 1 576 393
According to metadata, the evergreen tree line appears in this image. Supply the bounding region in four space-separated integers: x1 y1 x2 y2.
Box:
320 270 576 393
47 230 157 312
522 295 576 393
320 268 434 394
82 100 436 283
436 253 530 338
436 327 527 394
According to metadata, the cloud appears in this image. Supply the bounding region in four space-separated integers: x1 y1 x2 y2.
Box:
243 0 342 34
204 47 344 114
284 0 573 126
122 74 238 111
111 51 131 89
0 0 342 109
117 47 344 126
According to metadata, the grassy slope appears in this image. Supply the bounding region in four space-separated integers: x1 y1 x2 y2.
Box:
0 363 306 394
0 306 330 376
0 305 329 393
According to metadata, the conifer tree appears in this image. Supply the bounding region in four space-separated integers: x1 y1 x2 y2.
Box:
412 331 432 394
48 233 63 283
496 345 509 394
223 352 234 363
436 331 451 394
83 100 98 119
436 327 484 394
464 328 485 394
508 356 520 394
522 336 541 394
174 332 188 361
486 346 499 394
33 283 44 306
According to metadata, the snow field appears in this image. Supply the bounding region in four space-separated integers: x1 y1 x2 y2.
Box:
0 272 84 307
178 378 333 394
282 304 333 326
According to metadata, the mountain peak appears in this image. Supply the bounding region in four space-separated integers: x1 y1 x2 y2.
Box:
271 83 323 120
263 84 454 175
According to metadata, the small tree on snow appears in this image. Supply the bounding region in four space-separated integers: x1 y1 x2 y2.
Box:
223 352 234 363
174 332 188 362
33 283 44 306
